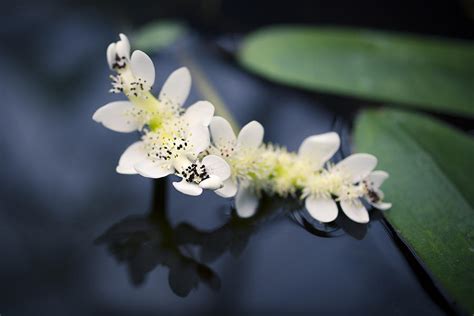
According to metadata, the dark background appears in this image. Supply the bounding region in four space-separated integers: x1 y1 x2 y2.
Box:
0 0 472 315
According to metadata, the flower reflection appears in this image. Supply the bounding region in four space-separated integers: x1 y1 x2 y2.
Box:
95 179 221 297
95 213 221 297
175 194 291 263
96 179 376 297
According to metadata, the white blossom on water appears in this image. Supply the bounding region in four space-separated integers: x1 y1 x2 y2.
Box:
92 34 392 222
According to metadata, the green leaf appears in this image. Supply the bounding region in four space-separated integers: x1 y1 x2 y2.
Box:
354 108 474 312
239 27 474 117
133 21 187 53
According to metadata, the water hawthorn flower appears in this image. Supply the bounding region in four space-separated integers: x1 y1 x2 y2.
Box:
92 33 392 224
207 116 266 217
302 148 393 223
92 34 231 196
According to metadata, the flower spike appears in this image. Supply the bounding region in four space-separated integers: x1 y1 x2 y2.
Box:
93 34 392 224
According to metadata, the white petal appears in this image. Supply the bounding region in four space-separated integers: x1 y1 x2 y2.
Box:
106 43 116 69
173 180 203 196
371 201 392 210
116 33 130 60
202 155 231 180
305 196 338 223
298 132 340 170
116 141 147 174
134 160 174 179
92 101 141 133
237 121 264 149
340 199 369 224
188 125 210 154
235 186 259 218
184 101 215 127
199 175 223 190
210 116 236 148
336 153 377 183
366 170 389 189
130 50 155 86
159 67 191 107
215 178 238 198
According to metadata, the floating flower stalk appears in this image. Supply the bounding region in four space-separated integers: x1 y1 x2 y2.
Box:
92 33 392 224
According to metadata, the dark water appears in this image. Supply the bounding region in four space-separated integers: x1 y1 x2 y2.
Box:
0 9 450 316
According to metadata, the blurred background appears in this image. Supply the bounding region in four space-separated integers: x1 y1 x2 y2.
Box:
0 0 472 315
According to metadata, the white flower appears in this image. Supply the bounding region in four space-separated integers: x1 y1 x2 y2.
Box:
93 34 233 196
93 34 191 133
115 100 213 176
300 133 391 224
208 116 264 217
115 101 231 196
305 153 378 224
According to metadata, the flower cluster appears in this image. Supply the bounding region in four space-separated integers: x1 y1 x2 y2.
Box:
93 34 391 224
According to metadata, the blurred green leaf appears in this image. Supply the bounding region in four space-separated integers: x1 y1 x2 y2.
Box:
133 21 187 53
239 27 474 117
354 108 474 312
